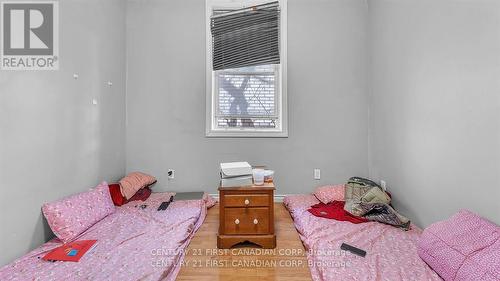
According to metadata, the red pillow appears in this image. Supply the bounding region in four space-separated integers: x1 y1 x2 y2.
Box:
108 183 126 206
109 184 152 206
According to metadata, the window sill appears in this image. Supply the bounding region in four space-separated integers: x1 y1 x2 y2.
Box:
205 129 288 138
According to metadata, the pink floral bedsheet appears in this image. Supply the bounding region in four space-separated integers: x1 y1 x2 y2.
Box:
284 194 442 281
0 192 216 281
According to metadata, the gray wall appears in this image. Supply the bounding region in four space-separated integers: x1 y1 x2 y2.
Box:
0 0 126 266
369 0 500 227
4 0 500 268
125 0 370 195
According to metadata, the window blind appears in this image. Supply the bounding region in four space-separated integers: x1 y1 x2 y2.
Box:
210 1 280 71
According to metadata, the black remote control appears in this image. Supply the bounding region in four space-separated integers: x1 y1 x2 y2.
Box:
340 243 366 257
157 201 170 211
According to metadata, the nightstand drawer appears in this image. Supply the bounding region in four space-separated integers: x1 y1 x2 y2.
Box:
224 207 269 234
224 194 270 207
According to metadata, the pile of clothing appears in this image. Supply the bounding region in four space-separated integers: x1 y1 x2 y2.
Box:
308 177 411 230
344 177 410 230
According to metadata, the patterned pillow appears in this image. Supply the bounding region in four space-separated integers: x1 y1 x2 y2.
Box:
313 184 345 204
119 172 157 200
42 182 115 243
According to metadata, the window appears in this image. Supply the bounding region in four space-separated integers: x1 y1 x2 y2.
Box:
206 0 287 137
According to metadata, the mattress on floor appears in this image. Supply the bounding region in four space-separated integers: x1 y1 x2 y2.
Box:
284 194 442 281
0 192 215 281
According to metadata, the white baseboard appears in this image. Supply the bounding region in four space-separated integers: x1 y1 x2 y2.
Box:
209 193 288 202
274 194 286 202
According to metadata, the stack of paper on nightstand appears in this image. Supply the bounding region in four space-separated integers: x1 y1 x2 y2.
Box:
220 162 253 187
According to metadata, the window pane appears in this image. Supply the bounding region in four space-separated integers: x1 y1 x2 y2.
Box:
216 65 277 129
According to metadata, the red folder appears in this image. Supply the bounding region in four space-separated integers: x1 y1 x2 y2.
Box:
42 240 97 262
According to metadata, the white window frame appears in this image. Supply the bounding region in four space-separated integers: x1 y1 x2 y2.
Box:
205 0 288 138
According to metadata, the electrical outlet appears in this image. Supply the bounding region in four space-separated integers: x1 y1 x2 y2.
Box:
380 180 387 191
168 169 175 179
314 169 321 180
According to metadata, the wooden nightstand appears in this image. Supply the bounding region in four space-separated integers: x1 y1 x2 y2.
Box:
217 183 276 249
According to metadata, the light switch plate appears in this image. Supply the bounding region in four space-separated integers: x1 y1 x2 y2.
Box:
380 180 387 191
314 169 321 180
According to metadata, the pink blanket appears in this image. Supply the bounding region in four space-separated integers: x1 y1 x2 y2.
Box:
418 210 500 281
284 194 441 281
0 193 216 281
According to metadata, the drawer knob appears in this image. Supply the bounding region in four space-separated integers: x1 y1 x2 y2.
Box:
235 219 240 225
253 219 259 225
244 199 250 205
